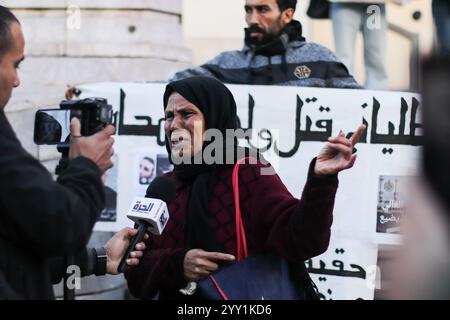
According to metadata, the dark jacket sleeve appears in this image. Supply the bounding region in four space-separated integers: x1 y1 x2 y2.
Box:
0 112 105 256
48 248 97 284
0 270 22 299
248 158 338 261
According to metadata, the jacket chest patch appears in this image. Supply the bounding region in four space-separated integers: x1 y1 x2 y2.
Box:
293 65 311 79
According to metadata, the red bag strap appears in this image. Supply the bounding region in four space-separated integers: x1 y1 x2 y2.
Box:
209 275 229 300
232 157 256 261
205 157 256 300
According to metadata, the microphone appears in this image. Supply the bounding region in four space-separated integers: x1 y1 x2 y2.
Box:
117 176 176 273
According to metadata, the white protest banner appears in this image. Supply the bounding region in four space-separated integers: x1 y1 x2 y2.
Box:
78 82 421 299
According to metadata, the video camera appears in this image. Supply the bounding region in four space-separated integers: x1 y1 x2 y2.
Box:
33 97 113 146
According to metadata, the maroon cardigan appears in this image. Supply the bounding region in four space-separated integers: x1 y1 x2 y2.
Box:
125 159 338 299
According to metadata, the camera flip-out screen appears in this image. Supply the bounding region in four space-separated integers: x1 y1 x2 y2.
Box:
34 109 72 145
34 97 113 146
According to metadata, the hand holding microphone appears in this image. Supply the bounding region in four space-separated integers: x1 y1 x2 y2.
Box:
117 176 176 273
104 227 149 275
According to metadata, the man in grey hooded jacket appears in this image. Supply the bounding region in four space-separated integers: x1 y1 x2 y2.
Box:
172 0 361 89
